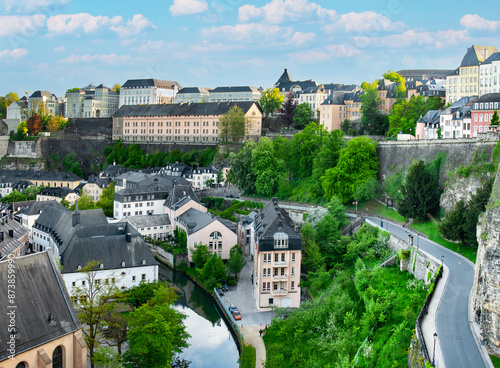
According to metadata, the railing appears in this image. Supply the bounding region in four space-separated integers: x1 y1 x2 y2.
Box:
342 215 365 236
273 275 288 281
273 261 288 267
415 266 443 365
213 288 243 356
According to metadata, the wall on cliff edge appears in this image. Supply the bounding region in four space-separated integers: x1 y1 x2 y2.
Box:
473 164 500 355
377 134 499 186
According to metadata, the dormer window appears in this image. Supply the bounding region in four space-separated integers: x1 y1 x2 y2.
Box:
210 231 222 239
121 261 125 267
274 232 288 249
141 259 146 265
100 263 104 269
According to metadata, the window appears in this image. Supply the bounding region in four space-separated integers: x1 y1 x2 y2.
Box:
210 231 222 239
291 267 295 276
292 253 296 262
72 281 76 287
82 280 86 286
273 282 278 290
132 276 136 282
269 298 274 305
142 274 146 280
291 281 295 290
281 253 285 262
94 279 101 285
263 268 267 277
274 268 278 276
281 268 285 276
274 253 279 262
52 346 63 368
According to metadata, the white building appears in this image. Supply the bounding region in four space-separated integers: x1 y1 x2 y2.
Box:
119 78 181 107
192 165 219 190
439 97 476 139
479 52 500 97
122 214 171 241
67 84 119 118
175 87 210 103
32 205 158 297
208 86 261 102
298 85 328 116
29 90 60 116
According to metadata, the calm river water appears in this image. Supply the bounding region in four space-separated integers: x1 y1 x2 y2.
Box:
158 263 239 368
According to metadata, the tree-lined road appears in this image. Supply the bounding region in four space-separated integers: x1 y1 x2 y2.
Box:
366 217 487 368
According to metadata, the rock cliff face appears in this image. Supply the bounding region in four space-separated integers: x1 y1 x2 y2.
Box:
440 175 491 214
473 167 500 354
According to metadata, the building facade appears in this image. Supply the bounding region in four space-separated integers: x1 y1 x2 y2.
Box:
119 78 181 107
253 198 302 309
208 86 261 102
67 84 119 118
471 93 500 137
479 52 500 97
176 87 210 103
112 101 262 143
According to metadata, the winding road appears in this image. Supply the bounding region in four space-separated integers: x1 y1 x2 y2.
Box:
365 216 488 368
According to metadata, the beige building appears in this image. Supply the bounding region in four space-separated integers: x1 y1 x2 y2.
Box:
66 83 119 118
0 251 86 368
176 208 237 262
320 90 362 132
36 187 80 206
253 198 302 309
113 101 262 143
0 170 83 190
446 45 498 105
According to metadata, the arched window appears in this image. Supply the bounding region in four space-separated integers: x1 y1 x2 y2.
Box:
210 231 222 239
52 346 63 368
274 232 289 249
15 362 27 368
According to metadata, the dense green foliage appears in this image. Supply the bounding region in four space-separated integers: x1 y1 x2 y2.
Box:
259 88 285 117
0 185 42 203
104 141 215 169
265 224 425 368
218 106 246 142
398 157 444 220
191 242 211 269
279 91 297 128
360 80 389 135
293 102 313 129
322 137 379 203
252 137 286 196
353 177 381 203
387 96 444 137
227 244 246 279
228 140 257 193
0 92 19 119
62 152 83 177
439 179 493 247
491 110 499 126
453 149 496 178
201 253 228 288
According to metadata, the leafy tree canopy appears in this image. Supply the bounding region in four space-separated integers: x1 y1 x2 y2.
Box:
228 139 257 194
491 110 499 126
293 102 313 129
218 105 246 142
65 87 80 96
252 137 285 197
259 88 284 117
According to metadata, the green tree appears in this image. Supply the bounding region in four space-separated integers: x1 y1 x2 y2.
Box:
321 137 379 203
490 110 499 126
398 160 441 220
228 139 257 194
72 260 120 368
216 170 223 187
340 119 351 134
96 183 115 217
93 346 122 368
112 84 121 93
301 222 324 271
293 102 313 129
0 190 27 204
311 130 346 196
438 199 467 243
21 185 42 200
218 106 246 142
387 95 444 137
382 70 406 102
70 193 98 210
201 253 227 288
227 245 246 280
252 137 285 197
315 213 343 268
62 152 83 177
360 80 388 135
0 92 19 119
290 122 327 179
191 242 210 269
14 121 28 140
259 87 284 118
353 177 380 203
273 134 293 180
122 286 189 368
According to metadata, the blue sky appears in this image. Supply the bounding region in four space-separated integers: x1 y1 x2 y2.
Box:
0 0 499 98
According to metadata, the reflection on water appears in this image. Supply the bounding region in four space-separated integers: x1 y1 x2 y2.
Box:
158 263 239 368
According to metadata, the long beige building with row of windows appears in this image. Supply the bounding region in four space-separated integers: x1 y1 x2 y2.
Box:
112 101 262 143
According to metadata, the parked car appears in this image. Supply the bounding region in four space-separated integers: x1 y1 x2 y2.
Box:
229 306 241 320
222 284 229 292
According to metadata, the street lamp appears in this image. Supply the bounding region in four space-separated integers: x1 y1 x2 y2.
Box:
441 256 444 266
432 332 437 366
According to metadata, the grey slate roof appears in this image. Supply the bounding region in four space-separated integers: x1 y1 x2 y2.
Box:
396 69 455 79
29 90 53 98
254 198 302 252
474 93 500 103
113 101 259 118
175 208 217 235
164 184 200 210
0 251 81 361
276 80 317 92
0 169 82 183
124 214 171 228
177 87 209 94
15 200 66 216
0 215 28 260
121 79 181 89
275 68 293 86
39 187 75 198
460 45 499 67
483 52 500 64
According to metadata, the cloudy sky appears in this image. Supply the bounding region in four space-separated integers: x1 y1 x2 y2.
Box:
0 0 499 97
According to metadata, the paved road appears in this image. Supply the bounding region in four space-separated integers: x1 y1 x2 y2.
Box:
366 216 486 368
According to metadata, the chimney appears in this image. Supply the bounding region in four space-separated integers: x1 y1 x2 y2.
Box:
126 233 132 243
8 229 14 238
72 200 80 227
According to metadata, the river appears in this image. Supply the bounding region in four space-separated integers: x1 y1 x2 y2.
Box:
158 263 240 368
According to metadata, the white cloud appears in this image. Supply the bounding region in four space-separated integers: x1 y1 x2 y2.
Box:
110 14 156 38
460 14 500 31
238 0 336 24
0 48 29 59
202 23 292 43
47 13 122 34
58 53 131 64
54 45 65 52
1 0 71 13
323 11 405 33
170 0 208 16
0 15 46 37
289 44 360 64
289 32 316 47
134 40 165 52
353 29 469 49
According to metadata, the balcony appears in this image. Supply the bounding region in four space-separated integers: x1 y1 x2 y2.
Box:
273 261 288 267
273 275 288 281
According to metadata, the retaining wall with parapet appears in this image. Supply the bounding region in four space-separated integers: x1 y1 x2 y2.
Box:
6 139 42 158
377 133 500 186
